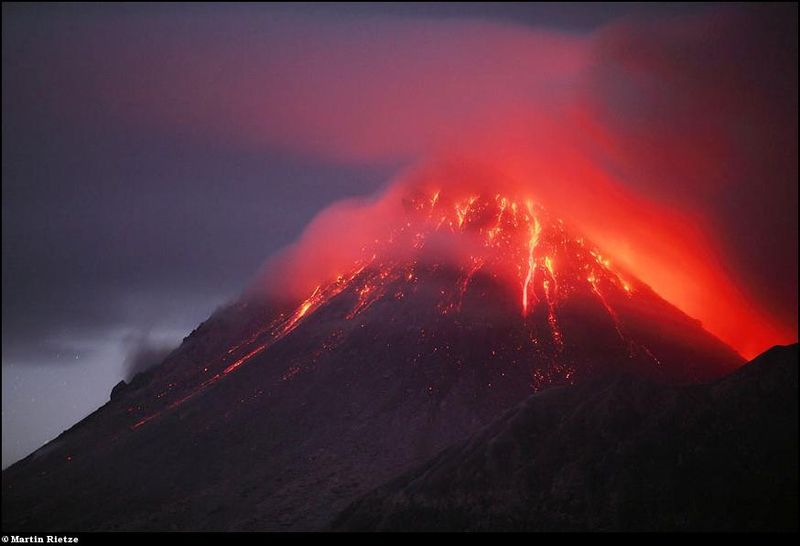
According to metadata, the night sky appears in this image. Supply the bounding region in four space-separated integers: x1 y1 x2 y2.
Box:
2 3 797 468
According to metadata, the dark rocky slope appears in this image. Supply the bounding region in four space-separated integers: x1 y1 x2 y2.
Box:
334 344 798 531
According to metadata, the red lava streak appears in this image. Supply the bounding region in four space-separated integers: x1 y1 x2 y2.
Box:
132 188 656 429
131 178 785 430
132 268 363 429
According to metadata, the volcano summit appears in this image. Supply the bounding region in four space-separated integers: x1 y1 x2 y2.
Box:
1 185 759 531
126 187 742 433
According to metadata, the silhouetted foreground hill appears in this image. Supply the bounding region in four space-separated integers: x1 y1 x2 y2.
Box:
334 344 798 531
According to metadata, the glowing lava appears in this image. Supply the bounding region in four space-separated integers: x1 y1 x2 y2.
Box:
129 188 743 430
522 202 542 316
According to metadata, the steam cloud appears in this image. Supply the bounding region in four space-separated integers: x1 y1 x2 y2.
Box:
122 332 175 381
19 5 797 358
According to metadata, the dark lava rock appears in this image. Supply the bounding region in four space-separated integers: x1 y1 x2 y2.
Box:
110 380 128 401
333 344 798 531
1 259 743 532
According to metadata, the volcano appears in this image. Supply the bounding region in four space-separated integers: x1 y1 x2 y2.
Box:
2 188 747 531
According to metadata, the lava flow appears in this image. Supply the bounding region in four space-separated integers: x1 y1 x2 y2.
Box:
126 186 738 431
131 266 365 429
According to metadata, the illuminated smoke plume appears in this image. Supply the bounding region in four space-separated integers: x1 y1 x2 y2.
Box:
245 7 796 359
26 5 796 358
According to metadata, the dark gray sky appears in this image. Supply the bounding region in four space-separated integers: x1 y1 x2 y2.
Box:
2 3 795 468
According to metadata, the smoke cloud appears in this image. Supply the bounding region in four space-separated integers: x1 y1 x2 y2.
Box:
122 332 175 381
10 4 796 358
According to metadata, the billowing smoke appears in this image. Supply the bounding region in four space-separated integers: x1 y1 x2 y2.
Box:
122 332 175 381
246 6 797 358
18 4 796 358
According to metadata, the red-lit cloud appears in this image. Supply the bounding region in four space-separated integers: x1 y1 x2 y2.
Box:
26 7 797 358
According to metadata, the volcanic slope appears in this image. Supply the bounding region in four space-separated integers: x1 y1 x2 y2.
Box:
334 344 798 531
2 190 743 531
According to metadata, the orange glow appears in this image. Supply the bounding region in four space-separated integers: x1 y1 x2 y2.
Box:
137 180 768 430
257 166 794 361
63 8 793 361
267 187 653 332
544 256 555 277
522 203 541 316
